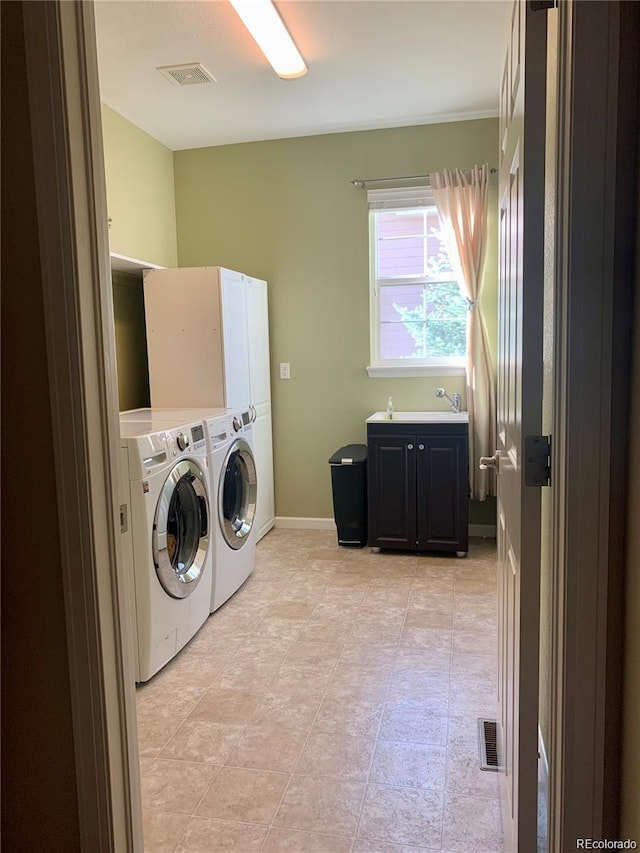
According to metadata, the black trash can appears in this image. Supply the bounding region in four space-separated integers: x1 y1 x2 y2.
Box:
328 444 367 547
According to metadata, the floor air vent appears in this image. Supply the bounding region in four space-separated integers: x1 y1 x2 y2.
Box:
478 718 499 771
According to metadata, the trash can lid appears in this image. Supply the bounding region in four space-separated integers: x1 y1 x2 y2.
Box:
328 444 367 465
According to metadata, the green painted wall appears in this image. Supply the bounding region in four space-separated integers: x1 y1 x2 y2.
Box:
174 120 498 521
112 270 150 412
101 104 178 267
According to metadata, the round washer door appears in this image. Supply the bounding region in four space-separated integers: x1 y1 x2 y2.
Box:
153 459 210 598
219 438 257 550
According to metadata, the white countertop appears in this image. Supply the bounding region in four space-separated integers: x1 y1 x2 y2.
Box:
367 410 469 424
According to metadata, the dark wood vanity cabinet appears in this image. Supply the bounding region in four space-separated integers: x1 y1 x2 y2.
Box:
367 422 469 554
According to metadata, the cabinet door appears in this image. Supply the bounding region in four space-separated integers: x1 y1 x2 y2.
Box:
416 435 469 552
246 277 275 540
220 268 250 409
251 408 275 542
368 434 417 549
246 277 271 409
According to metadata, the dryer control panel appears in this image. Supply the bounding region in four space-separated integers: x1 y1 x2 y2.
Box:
229 409 252 434
166 422 207 457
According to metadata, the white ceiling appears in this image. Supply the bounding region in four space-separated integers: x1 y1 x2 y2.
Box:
94 0 511 151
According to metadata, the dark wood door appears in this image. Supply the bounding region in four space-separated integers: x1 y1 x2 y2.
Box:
416 435 469 553
367 433 416 549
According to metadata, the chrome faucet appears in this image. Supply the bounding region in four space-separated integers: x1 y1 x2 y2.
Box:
435 387 462 413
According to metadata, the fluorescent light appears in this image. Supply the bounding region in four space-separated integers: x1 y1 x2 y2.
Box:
229 0 307 79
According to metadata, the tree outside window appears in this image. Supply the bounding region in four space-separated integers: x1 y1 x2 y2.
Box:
375 208 466 362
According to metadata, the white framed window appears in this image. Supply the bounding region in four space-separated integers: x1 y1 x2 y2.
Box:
366 186 467 378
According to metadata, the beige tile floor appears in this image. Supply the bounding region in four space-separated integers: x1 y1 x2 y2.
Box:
137 528 503 853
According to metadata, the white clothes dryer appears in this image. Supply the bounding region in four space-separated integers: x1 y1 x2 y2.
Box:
204 408 257 612
119 417 213 682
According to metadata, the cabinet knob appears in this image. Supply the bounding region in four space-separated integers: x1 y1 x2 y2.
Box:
407 444 414 450
418 444 425 451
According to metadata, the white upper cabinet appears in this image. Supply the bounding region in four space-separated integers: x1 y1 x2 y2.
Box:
143 265 275 539
144 265 255 409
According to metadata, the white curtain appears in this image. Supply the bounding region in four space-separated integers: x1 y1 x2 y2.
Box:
430 164 496 500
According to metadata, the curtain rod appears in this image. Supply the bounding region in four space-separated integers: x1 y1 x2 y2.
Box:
351 167 498 188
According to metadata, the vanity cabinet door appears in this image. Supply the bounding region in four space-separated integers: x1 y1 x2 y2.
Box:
367 434 417 550
416 435 469 552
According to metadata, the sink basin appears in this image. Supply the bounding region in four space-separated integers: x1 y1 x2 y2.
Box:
366 410 469 424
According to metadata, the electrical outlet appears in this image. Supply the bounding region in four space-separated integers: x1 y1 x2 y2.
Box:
279 362 291 380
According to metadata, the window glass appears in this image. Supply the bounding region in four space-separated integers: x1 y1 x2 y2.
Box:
370 201 466 370
379 282 467 360
377 211 426 278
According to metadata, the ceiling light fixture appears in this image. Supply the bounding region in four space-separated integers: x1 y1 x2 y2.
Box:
229 0 307 79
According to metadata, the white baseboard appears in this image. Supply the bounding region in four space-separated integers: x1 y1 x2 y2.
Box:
274 517 496 539
275 516 335 530
469 524 497 538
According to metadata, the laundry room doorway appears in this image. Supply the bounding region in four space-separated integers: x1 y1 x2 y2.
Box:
7 1 639 851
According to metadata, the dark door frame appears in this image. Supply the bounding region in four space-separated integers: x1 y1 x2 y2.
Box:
549 0 638 846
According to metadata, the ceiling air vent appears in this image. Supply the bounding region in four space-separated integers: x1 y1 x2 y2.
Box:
157 63 216 87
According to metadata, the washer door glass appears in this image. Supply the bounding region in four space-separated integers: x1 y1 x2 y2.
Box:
219 438 257 550
153 459 209 598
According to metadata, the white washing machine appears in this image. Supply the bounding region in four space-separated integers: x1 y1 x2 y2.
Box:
119 417 213 682
204 408 257 612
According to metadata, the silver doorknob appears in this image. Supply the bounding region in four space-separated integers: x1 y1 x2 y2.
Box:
479 452 499 471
